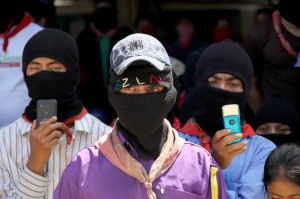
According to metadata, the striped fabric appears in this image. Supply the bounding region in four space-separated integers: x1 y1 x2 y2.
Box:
0 114 111 199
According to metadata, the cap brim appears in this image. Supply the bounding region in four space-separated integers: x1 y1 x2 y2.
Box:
114 56 166 75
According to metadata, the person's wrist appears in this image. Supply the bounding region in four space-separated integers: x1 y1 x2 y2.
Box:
26 156 46 175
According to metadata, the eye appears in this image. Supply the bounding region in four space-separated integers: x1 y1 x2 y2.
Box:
278 125 291 135
208 77 217 86
49 64 66 72
256 125 269 134
123 86 135 91
28 65 41 71
230 80 243 89
147 85 164 92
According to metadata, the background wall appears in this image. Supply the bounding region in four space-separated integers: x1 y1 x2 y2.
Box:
54 0 277 43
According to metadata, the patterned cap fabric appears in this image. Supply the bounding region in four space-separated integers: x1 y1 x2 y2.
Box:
110 33 171 75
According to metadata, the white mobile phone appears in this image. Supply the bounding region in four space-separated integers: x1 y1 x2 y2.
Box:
222 104 242 145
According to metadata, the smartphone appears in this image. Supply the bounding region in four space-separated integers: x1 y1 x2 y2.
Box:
36 99 57 127
222 104 242 145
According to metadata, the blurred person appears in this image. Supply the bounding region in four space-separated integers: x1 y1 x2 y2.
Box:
0 28 111 198
263 143 300 199
24 0 57 27
252 95 300 145
246 0 300 117
0 0 43 129
213 17 234 43
54 33 227 199
179 40 276 198
77 0 132 125
166 16 206 63
134 11 156 36
254 7 273 26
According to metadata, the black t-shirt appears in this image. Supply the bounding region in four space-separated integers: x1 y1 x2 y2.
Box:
246 20 300 114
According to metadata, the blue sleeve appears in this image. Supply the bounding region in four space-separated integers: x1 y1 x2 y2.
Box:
178 132 201 145
224 136 275 199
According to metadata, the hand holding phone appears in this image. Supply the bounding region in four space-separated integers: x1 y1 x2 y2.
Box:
222 104 242 145
36 99 57 127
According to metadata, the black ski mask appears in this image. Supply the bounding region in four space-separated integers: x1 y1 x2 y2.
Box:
108 64 177 159
252 96 300 145
22 28 83 122
192 40 253 136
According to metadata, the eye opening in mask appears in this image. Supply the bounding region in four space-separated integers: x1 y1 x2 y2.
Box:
119 84 165 94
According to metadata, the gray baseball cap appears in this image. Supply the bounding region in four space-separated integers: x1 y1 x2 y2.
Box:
110 33 171 75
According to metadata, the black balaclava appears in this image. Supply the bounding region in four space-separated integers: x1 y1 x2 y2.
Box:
23 28 83 122
93 0 118 33
0 0 24 33
192 40 253 136
278 0 300 27
252 96 300 145
108 63 177 159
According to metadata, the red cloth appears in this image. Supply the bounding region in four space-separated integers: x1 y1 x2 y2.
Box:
22 107 88 144
272 10 298 59
0 15 32 52
180 118 256 152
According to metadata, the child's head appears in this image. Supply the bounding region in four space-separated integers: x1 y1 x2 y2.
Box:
264 143 300 198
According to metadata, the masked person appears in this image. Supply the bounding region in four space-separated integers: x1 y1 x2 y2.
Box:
76 0 132 125
0 28 111 199
246 0 300 117
54 33 227 199
252 96 300 145
179 40 276 198
0 0 43 129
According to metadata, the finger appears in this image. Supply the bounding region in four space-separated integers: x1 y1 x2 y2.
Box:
46 138 59 149
30 120 37 134
221 133 243 146
43 130 63 143
212 129 231 142
224 140 247 153
34 116 58 134
228 144 247 157
41 122 64 137
39 116 58 128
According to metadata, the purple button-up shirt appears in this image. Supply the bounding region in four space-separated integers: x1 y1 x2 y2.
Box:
54 132 227 199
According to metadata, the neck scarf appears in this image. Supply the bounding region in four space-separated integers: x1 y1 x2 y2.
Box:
0 15 32 52
22 107 88 144
180 118 256 152
95 119 185 199
272 10 298 59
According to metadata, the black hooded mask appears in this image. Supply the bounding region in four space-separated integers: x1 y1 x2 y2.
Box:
192 40 253 136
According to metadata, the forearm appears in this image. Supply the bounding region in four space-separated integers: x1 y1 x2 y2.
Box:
0 167 50 199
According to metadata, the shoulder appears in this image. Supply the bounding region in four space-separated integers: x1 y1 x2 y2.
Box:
180 140 214 164
178 132 201 145
22 22 44 35
77 113 112 135
246 135 276 149
239 135 276 159
0 117 30 135
66 145 101 171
